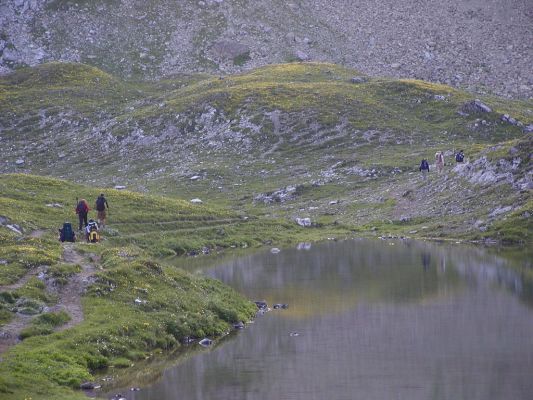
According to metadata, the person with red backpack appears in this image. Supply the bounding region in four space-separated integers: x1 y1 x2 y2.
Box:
75 198 90 231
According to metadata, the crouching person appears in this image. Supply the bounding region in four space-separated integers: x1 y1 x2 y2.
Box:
85 219 100 243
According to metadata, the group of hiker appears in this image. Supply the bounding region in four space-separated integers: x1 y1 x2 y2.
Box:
59 194 109 243
419 150 465 179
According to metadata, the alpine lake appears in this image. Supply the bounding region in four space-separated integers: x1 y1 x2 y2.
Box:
99 239 533 400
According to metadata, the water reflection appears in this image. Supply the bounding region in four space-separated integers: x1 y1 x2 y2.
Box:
105 239 533 400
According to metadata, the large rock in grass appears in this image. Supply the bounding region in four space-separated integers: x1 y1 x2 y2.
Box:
459 99 492 115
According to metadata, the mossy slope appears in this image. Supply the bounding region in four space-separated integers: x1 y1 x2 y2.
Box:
1 62 531 242
2 174 335 399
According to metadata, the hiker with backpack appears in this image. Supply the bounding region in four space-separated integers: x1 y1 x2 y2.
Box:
455 150 465 163
435 151 444 173
75 199 90 231
419 158 430 179
85 219 100 243
95 193 109 228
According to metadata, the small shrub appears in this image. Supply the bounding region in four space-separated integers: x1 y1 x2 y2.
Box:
111 357 132 368
19 325 54 340
35 310 71 327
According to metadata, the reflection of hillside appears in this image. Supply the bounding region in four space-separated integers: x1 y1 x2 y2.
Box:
119 240 533 400
206 240 464 318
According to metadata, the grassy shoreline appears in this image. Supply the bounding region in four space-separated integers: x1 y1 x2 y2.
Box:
0 173 353 399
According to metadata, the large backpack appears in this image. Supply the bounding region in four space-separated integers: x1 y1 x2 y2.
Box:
76 201 88 214
61 222 75 242
96 196 106 211
455 152 464 162
88 230 99 243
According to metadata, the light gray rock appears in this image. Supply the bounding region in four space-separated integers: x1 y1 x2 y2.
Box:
114 185 126 190
489 206 513 218
294 50 309 61
190 198 203 204
501 114 518 125
6 224 23 235
460 99 492 114
295 217 312 227
350 76 367 84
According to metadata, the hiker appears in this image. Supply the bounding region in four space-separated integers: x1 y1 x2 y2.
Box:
75 198 90 231
455 150 465 163
419 158 429 179
85 219 99 243
58 222 76 242
95 193 109 228
435 151 444 173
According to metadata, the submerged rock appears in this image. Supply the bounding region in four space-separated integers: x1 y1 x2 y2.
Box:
199 338 213 347
80 382 101 390
254 300 268 310
233 321 245 329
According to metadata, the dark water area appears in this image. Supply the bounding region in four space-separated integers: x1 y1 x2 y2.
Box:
108 239 533 400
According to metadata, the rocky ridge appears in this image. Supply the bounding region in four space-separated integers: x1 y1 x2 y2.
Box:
0 0 532 98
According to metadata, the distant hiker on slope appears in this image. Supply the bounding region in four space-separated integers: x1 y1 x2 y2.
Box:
455 150 465 163
75 198 90 231
419 158 430 179
435 151 444 173
95 193 109 228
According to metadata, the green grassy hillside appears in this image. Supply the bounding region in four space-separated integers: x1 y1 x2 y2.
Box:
1 62 531 243
0 173 353 399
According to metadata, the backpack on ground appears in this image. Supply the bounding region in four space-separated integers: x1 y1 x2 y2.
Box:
455 152 464 162
60 222 75 242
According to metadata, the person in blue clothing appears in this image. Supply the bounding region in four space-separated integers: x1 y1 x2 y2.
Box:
419 158 430 179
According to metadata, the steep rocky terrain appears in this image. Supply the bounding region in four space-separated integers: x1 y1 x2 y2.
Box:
1 62 531 242
1 0 532 98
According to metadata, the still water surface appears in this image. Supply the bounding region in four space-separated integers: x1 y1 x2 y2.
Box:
113 239 533 400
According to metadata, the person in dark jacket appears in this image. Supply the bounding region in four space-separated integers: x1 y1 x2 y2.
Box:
75 199 90 231
419 159 430 179
95 193 109 228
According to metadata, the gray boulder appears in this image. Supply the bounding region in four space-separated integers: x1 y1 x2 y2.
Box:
211 40 250 61
460 99 492 115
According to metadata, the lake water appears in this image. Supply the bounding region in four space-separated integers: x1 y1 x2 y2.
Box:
107 239 533 400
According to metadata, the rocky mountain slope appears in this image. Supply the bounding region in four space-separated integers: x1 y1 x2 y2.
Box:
1 62 531 242
1 0 532 99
